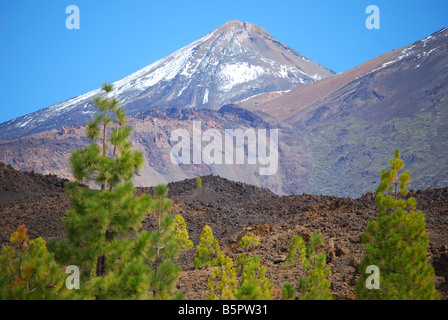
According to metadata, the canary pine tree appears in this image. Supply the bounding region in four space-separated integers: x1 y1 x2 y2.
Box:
0 225 68 300
205 228 274 300
284 231 333 300
85 186 186 300
281 283 296 300
236 255 273 300
173 214 193 250
81 231 153 300
195 176 202 189
236 235 259 274
207 251 237 300
49 83 154 299
235 235 273 300
194 225 221 269
147 184 183 299
356 149 439 300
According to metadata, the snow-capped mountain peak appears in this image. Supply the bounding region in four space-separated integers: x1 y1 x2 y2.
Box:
0 20 334 139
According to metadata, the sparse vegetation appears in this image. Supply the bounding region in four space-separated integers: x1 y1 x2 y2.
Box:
46 83 185 300
284 230 333 300
0 84 446 301
356 149 440 300
207 251 237 300
305 107 448 197
0 225 68 300
194 225 221 269
195 176 202 189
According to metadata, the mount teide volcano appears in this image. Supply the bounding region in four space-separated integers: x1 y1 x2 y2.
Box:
0 20 333 140
1 23 447 197
0 21 333 194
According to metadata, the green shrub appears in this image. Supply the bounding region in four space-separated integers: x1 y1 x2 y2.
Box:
356 149 440 300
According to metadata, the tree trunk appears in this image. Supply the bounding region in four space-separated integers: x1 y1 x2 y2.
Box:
96 230 111 277
96 255 105 276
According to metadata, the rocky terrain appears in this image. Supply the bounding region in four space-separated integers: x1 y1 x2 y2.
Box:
1 26 447 198
1 162 447 300
0 105 313 195
238 26 448 197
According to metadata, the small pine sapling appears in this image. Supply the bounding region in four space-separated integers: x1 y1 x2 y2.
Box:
285 231 333 300
207 251 237 300
356 149 440 300
0 225 68 300
194 225 221 269
281 283 296 300
236 255 273 300
235 234 273 300
194 176 202 189
173 214 193 250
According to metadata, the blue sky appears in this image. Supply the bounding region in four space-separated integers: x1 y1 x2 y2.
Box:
0 0 447 123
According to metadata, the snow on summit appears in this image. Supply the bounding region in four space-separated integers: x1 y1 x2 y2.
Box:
0 20 334 139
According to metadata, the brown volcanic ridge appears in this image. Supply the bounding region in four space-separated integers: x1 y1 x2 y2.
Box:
0 161 447 300
238 26 448 125
238 45 410 122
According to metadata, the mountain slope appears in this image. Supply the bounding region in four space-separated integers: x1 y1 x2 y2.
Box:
240 27 448 126
0 20 333 140
0 106 313 194
237 45 409 122
292 27 448 127
1 25 447 197
239 27 448 196
302 27 448 196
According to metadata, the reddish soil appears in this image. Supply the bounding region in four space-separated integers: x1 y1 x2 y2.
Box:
1 162 447 300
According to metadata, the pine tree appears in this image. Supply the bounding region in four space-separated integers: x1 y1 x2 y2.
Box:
194 176 202 197
207 251 237 300
194 176 202 189
356 149 440 300
85 185 185 300
194 225 221 269
285 231 333 300
0 225 68 300
173 214 193 250
236 235 259 274
147 184 183 299
81 231 153 300
236 255 273 300
235 235 273 300
49 83 154 299
281 283 296 300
